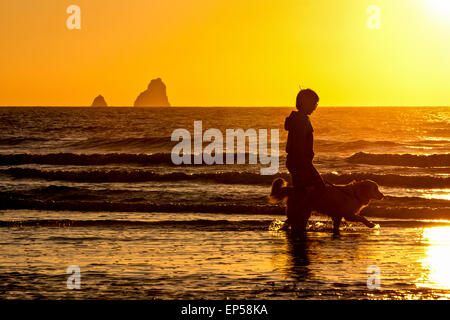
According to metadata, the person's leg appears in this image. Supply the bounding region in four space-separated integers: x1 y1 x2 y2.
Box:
285 184 305 224
332 216 342 235
287 196 310 237
290 165 325 237
287 171 311 237
284 169 306 231
294 207 311 239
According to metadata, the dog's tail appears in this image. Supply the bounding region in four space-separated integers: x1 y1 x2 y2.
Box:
269 178 289 203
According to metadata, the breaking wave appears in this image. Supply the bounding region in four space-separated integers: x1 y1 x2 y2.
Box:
0 152 173 166
0 152 270 166
347 152 450 167
3 167 450 188
0 191 449 219
66 136 173 150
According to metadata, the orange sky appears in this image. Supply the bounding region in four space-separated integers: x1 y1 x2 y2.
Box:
0 0 449 106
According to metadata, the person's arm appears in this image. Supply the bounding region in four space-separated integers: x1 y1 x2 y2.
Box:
305 121 325 188
290 121 307 163
287 114 313 167
303 118 315 165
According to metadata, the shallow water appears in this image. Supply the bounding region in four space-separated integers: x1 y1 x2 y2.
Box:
1 211 450 299
0 107 449 299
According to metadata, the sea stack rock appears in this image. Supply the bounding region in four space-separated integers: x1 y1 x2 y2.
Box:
91 95 108 107
134 78 170 107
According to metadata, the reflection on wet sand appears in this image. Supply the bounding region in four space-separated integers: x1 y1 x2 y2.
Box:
285 236 310 282
2 215 450 299
417 227 450 292
270 222 450 299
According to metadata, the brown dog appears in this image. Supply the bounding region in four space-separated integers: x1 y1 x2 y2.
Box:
269 178 384 235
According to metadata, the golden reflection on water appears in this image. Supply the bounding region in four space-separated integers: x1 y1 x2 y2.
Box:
420 189 450 201
417 227 450 291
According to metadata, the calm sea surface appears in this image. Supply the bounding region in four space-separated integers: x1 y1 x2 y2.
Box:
0 107 449 299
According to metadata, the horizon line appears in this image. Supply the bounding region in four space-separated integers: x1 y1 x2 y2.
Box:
0 105 449 108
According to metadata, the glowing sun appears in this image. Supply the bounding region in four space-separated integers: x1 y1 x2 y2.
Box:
427 0 450 19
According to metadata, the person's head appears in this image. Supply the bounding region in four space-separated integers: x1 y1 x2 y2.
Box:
296 89 319 115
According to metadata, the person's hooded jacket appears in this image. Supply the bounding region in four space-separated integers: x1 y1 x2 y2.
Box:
284 110 315 170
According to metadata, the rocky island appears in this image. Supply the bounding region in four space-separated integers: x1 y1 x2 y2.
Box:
134 78 170 107
91 95 108 107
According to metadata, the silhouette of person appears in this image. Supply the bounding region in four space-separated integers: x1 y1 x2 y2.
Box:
284 89 325 236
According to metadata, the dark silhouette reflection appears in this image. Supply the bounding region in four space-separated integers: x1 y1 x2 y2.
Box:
285 234 310 281
331 233 341 240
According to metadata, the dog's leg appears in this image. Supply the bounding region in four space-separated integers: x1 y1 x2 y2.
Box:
332 216 342 235
344 215 376 228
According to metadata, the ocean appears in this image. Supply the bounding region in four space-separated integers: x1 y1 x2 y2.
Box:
0 106 449 299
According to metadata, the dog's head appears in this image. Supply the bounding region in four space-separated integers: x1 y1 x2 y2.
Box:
353 180 384 204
